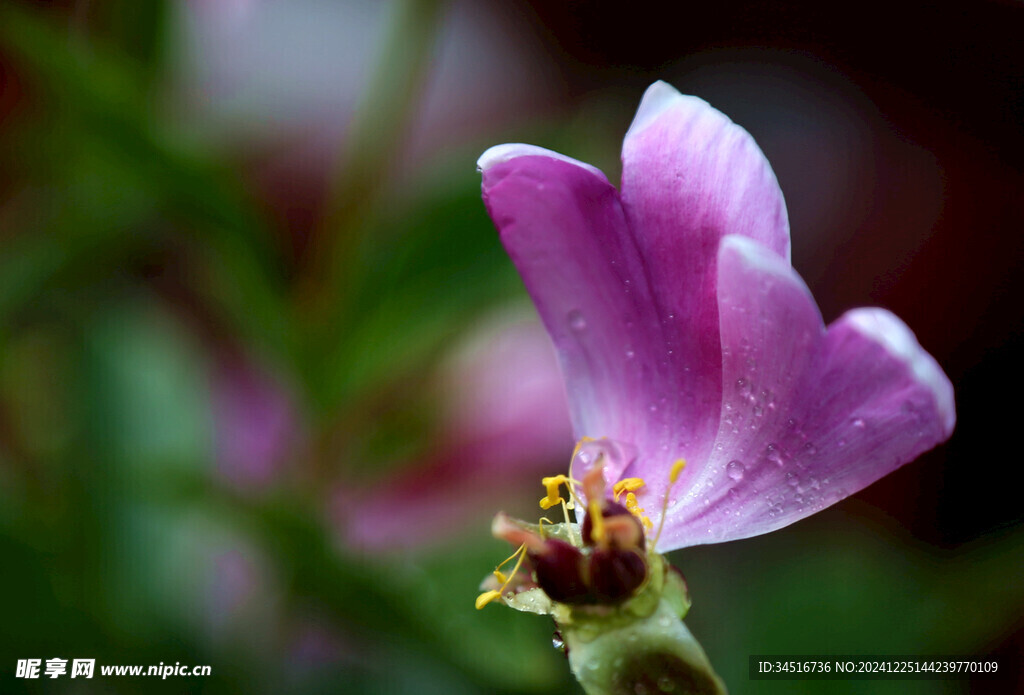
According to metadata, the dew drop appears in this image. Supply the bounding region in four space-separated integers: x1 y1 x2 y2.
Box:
626 349 636 360
786 472 799 487
726 460 746 481
658 675 677 692
567 309 587 332
852 418 866 429
551 632 565 652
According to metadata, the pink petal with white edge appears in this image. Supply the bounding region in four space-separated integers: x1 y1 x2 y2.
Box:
615 81 793 470
655 236 955 550
479 145 684 472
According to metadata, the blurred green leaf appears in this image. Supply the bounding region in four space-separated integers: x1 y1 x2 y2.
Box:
0 1 292 356
308 167 520 412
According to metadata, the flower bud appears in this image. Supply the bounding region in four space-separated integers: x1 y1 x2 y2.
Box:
528 538 592 605
588 548 647 604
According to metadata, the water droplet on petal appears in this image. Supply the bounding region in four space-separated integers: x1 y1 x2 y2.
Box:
726 460 745 481
852 418 866 429
567 309 587 332
625 349 635 360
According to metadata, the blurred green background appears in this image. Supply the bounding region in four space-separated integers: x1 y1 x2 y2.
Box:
1 1 1022 693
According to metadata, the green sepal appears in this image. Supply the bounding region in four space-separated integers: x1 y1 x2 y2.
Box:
563 598 727 695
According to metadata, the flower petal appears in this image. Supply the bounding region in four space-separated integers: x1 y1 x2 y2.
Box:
621 82 791 262
479 145 688 465
656 236 955 550
613 82 792 477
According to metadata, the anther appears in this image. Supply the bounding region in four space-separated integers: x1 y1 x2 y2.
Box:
539 475 571 510
612 478 645 502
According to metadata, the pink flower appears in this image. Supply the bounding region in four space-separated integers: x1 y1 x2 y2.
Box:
210 356 299 491
340 310 573 550
478 81 955 552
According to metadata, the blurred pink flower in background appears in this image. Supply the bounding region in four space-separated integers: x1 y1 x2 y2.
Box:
209 355 300 491
340 308 573 550
172 0 558 257
173 0 556 160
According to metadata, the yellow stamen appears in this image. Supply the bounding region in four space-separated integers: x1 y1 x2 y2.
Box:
612 477 646 502
475 590 502 610
539 474 571 510
494 544 526 572
653 459 687 548
588 498 606 543
476 542 530 610
625 492 654 531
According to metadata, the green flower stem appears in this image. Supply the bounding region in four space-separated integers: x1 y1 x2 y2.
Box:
564 601 727 695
